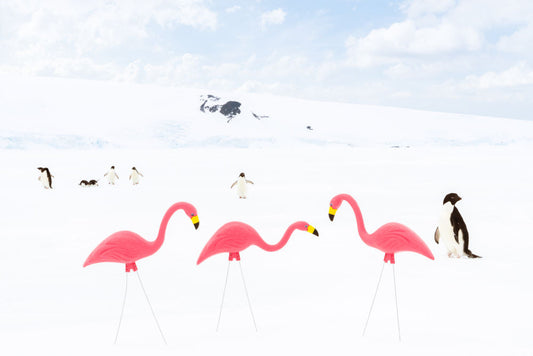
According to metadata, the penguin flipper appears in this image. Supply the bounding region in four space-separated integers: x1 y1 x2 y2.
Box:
434 227 440 244
230 180 237 189
450 207 467 244
246 179 254 184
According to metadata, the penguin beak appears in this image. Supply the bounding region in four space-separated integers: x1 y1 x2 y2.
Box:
191 215 200 230
329 206 337 221
307 225 319 236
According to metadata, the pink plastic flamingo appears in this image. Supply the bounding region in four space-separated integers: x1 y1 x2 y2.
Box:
197 221 319 331
328 193 433 340
84 202 199 344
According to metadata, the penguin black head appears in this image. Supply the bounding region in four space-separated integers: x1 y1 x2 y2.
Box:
37 167 44 172
239 172 245 177
443 193 462 205
132 166 136 170
111 165 115 169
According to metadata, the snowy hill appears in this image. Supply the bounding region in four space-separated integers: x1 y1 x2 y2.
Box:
1 74 533 149
1 74 533 355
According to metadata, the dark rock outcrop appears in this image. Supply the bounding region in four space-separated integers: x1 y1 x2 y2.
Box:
200 94 267 123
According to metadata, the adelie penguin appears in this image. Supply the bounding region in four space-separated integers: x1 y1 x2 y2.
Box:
230 172 254 199
104 165 119 185
129 167 144 185
79 179 99 187
37 167 53 189
435 193 481 258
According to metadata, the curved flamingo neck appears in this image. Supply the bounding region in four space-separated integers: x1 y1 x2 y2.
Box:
339 194 370 241
149 202 186 254
256 223 300 252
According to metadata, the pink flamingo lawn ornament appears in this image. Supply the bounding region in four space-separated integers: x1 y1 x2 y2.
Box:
84 202 199 344
328 194 433 341
197 221 319 331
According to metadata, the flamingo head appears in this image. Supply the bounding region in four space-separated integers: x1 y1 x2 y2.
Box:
295 221 319 237
328 195 345 221
183 203 200 229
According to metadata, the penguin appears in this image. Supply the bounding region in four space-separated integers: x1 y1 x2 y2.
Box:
435 193 481 258
129 167 144 185
104 166 119 185
230 172 254 199
79 179 99 187
37 167 53 189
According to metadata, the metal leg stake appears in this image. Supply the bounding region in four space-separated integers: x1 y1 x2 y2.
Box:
216 261 231 331
114 272 128 344
239 261 258 332
136 271 167 345
363 261 385 336
392 264 401 342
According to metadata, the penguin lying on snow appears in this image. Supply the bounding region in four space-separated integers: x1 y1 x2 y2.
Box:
435 193 481 258
37 167 53 189
79 179 99 187
230 172 254 199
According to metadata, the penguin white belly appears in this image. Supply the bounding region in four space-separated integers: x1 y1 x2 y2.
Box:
40 172 50 189
107 173 117 184
438 204 462 257
236 178 247 198
131 172 140 184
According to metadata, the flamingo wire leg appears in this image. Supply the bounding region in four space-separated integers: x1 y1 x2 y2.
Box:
216 261 231 331
392 264 401 342
239 261 258 332
363 261 385 337
114 272 128 344
136 271 167 345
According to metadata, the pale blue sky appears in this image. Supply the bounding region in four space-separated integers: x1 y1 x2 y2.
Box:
1 0 532 120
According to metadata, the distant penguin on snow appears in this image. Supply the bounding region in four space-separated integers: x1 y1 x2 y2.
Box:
435 193 481 258
129 167 144 185
104 166 119 185
79 179 98 187
230 172 254 199
37 167 53 189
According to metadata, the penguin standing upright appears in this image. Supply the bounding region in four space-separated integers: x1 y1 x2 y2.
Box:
37 167 53 189
129 167 144 185
435 193 481 258
230 172 254 199
104 166 119 185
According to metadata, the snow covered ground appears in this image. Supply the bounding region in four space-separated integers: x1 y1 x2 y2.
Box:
1 77 533 355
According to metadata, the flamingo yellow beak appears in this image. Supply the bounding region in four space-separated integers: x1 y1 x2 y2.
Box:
307 225 319 236
191 215 200 229
329 206 337 221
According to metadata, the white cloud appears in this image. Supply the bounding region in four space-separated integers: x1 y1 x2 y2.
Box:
346 19 483 68
462 62 533 89
346 0 533 68
225 5 241 14
0 0 218 60
260 8 286 29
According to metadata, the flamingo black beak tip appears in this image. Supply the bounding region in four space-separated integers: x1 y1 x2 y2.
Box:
313 229 319 237
194 221 200 230
329 214 335 221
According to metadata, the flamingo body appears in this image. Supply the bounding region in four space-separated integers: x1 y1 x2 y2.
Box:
83 231 156 271
329 194 433 263
197 221 318 265
84 202 199 272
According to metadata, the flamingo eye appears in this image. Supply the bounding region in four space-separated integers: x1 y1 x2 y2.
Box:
191 213 195 217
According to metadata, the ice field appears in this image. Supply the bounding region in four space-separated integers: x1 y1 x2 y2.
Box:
1 77 533 355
